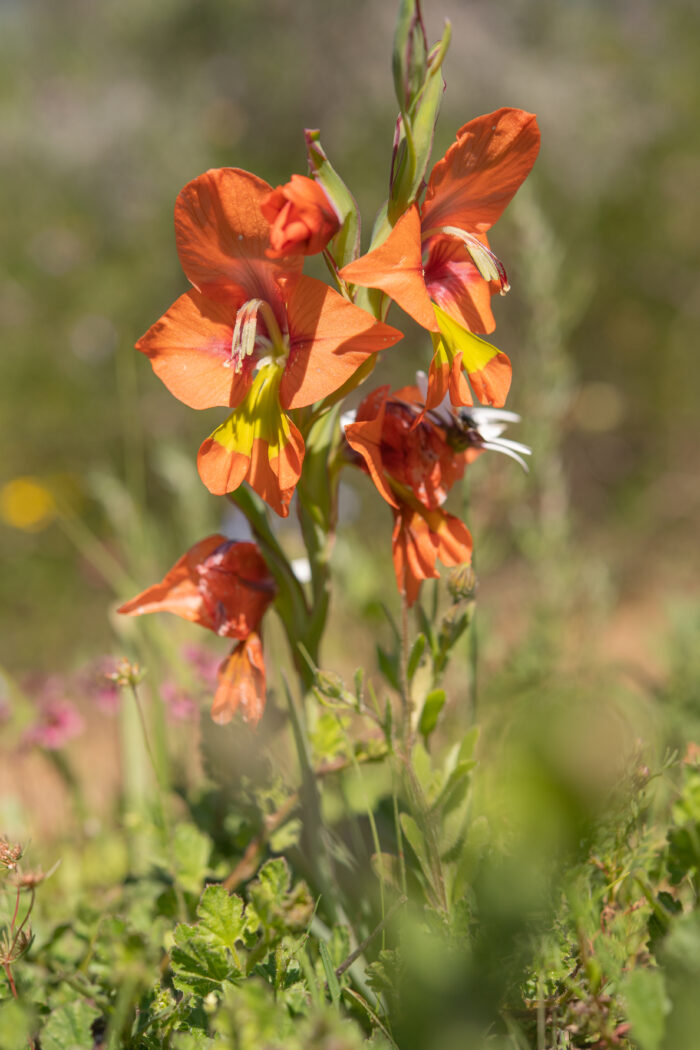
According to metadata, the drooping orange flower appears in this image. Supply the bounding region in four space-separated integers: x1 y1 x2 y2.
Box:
345 385 473 604
261 174 340 257
345 381 529 604
138 168 402 515
340 108 540 409
118 535 276 726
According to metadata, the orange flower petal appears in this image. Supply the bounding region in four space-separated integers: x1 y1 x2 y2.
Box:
468 351 512 406
136 290 251 410
211 633 266 726
118 536 275 638
175 168 303 305
344 386 399 508
425 348 473 411
261 174 340 257
280 276 403 410
339 206 438 331
198 424 304 516
392 505 472 607
422 108 540 234
118 534 227 625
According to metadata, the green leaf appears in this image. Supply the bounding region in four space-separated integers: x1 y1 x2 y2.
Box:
173 823 212 895
407 634 426 681
0 1001 34 1050
257 857 291 901
377 644 400 692
319 939 341 1006
41 1000 101 1050
171 924 233 997
622 968 670 1050
418 688 446 740
197 885 246 956
399 812 432 885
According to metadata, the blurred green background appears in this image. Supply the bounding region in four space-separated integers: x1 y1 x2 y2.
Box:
1 0 698 676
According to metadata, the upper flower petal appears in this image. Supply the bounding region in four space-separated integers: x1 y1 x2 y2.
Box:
280 276 403 409
339 206 438 331
118 535 275 638
117 534 225 625
422 108 540 234
175 168 303 307
136 289 253 410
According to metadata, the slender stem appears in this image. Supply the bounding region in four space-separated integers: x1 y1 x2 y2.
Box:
10 888 35 956
129 682 186 921
2 962 17 998
399 594 413 749
334 895 407 978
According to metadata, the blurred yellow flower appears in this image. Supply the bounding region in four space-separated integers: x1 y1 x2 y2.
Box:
0 476 56 531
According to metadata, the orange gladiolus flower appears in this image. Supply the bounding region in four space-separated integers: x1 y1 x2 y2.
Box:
118 535 276 726
345 384 473 605
340 108 540 409
137 168 402 515
345 381 529 605
261 174 340 256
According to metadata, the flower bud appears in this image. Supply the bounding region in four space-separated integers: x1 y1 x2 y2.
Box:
447 563 477 602
261 175 340 257
0 839 23 871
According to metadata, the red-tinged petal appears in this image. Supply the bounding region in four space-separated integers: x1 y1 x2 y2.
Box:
210 633 266 726
136 290 252 410
196 542 276 638
424 237 495 335
197 365 305 515
339 205 438 331
422 108 540 234
175 168 302 308
117 534 227 627
280 276 403 409
118 535 275 639
345 386 399 508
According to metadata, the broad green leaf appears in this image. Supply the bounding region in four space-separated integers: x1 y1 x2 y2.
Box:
622 968 670 1050
197 885 246 956
171 924 233 997
0 1001 34 1050
41 1000 101 1050
418 688 446 740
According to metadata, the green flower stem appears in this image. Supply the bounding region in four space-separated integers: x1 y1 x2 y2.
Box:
227 487 313 688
